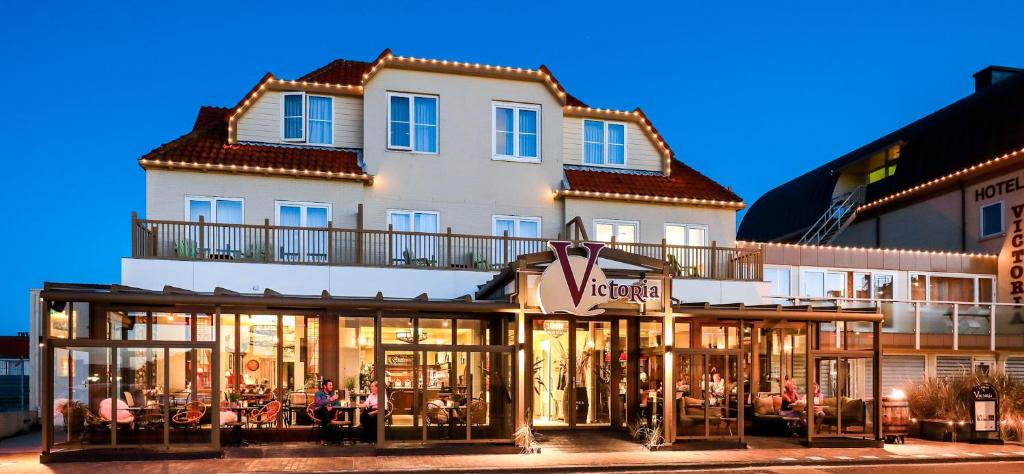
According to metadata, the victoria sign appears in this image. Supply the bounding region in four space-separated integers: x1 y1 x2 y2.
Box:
537 241 661 316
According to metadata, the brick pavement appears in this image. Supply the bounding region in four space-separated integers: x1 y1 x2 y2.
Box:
5 434 1024 473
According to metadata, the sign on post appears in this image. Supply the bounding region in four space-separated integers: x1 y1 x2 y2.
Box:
971 382 1002 444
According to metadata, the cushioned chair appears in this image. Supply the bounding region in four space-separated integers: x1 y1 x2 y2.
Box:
99 398 135 428
819 397 867 433
330 409 354 445
750 394 790 436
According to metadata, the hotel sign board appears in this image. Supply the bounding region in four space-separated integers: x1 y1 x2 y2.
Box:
534 241 662 316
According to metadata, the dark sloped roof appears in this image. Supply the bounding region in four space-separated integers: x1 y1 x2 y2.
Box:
0 335 28 359
140 107 365 176
739 69 1024 242
563 160 743 203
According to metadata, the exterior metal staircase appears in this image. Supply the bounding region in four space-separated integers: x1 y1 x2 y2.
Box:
797 186 865 245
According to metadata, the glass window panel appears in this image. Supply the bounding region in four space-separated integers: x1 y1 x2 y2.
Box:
306 206 328 227
519 220 539 238
495 107 514 156
414 97 437 152
389 95 410 148
307 96 332 144
910 273 926 300
108 311 147 340
665 225 686 245
607 123 625 165
283 94 303 139
687 227 706 246
389 212 411 232
868 167 886 184
189 199 211 222
152 312 191 341
930 276 975 303
494 219 514 237
979 278 994 303
825 272 846 298
382 317 417 345
49 304 69 339
519 109 538 158
279 205 300 227
419 318 453 346
803 271 825 298
239 315 278 396
853 273 871 299
874 274 893 300
457 319 488 346
594 223 614 242
415 212 438 233
215 200 242 224
616 224 637 243
339 316 374 398
51 347 112 449
982 203 1003 237
583 120 604 164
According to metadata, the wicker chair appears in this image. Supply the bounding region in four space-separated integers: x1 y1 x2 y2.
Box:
251 400 281 430
463 398 488 426
330 408 354 445
172 401 206 428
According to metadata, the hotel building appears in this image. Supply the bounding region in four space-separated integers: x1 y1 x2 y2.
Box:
37 51 1024 459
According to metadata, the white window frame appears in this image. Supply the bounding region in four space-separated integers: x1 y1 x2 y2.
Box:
387 92 439 154
764 266 792 300
491 102 541 162
274 200 332 227
593 218 640 243
980 201 1004 239
871 272 896 301
582 119 628 167
386 209 441 232
492 215 543 237
664 223 709 246
185 196 244 223
305 95 334 146
908 272 997 303
280 92 306 142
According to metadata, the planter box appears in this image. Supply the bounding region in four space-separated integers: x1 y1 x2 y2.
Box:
916 419 971 442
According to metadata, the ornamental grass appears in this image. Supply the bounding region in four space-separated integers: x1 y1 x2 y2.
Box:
906 368 1024 440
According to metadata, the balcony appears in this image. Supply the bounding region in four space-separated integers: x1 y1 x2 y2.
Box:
130 215 764 281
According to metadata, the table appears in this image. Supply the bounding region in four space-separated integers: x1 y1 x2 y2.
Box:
781 415 803 437
330 405 358 445
228 406 259 446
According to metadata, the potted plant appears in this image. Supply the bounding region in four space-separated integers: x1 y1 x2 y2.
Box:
345 376 357 402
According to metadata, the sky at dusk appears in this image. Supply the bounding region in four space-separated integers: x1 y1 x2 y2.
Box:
2 1 1023 334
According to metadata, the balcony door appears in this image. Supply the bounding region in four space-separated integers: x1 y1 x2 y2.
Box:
276 201 330 262
188 197 243 257
387 210 439 265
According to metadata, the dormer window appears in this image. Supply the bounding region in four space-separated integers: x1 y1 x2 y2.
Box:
281 93 333 145
583 120 626 166
867 143 900 184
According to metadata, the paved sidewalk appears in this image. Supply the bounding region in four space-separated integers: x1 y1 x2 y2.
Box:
6 432 1024 473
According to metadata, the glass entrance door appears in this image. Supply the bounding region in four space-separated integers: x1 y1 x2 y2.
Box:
574 321 612 426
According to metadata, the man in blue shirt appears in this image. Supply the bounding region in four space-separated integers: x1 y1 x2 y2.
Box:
314 379 338 445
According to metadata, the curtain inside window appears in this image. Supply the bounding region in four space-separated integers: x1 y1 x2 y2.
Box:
389 213 411 232
279 206 301 227
306 207 328 227
284 95 304 139
519 109 537 158
607 124 625 165
494 219 514 237
414 212 438 233
307 96 332 144
414 97 437 152
390 96 411 147
215 200 242 224
584 120 604 164
495 107 514 156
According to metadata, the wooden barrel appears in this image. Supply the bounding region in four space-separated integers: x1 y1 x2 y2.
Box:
881 397 910 436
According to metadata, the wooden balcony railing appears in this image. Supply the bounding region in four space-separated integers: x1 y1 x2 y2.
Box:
130 214 763 281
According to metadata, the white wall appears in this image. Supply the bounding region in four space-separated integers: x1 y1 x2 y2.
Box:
145 169 366 227
121 258 497 299
673 279 770 305
562 116 663 172
564 198 737 246
236 90 363 149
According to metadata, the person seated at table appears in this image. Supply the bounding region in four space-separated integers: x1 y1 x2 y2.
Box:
780 377 800 416
313 379 339 446
359 381 381 443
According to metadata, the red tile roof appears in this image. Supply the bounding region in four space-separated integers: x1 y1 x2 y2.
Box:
563 161 742 204
140 107 366 178
299 59 374 85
